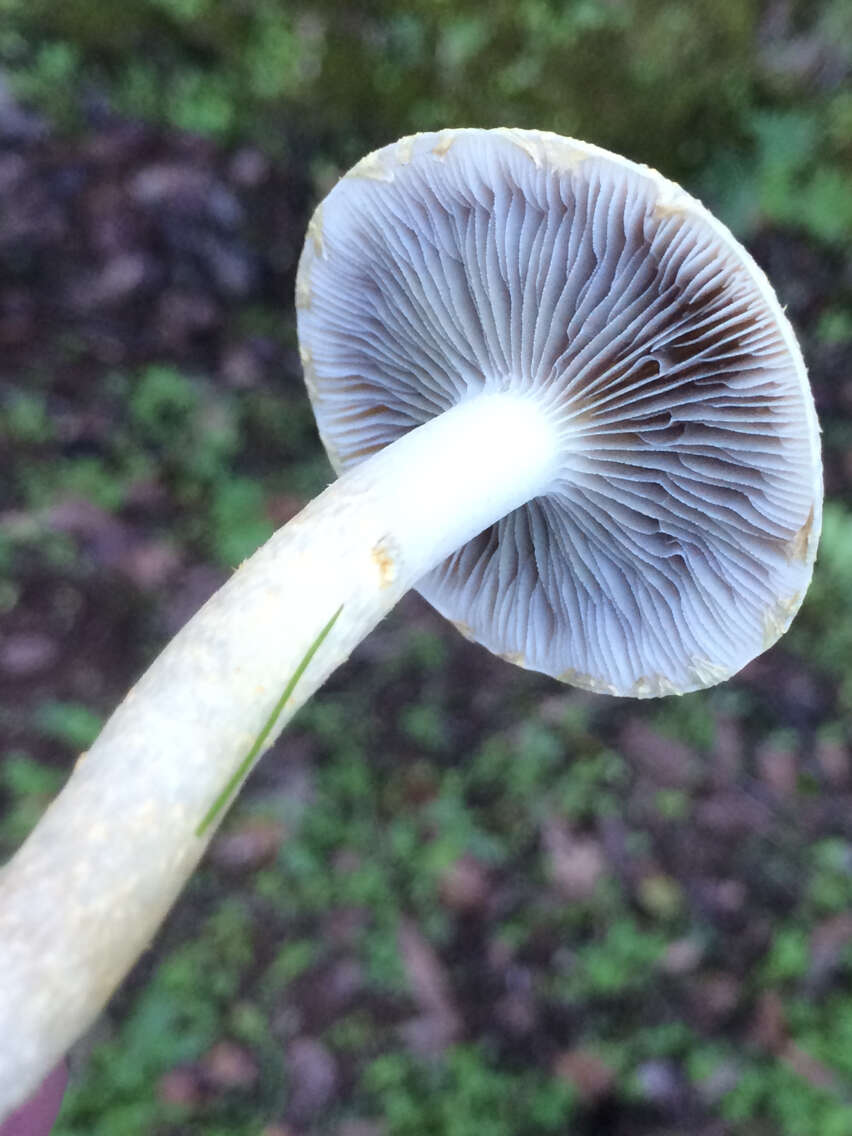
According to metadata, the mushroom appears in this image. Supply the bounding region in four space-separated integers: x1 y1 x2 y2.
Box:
299 128 822 695
0 128 822 1115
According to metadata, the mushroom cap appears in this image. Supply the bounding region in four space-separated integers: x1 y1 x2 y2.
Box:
296 128 822 697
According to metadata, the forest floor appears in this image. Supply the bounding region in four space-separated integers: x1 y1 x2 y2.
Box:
2 98 852 1136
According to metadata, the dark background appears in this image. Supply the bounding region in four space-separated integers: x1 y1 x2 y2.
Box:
1 1 851 1133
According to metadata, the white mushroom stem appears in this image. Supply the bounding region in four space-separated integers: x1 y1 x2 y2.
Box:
0 389 560 1116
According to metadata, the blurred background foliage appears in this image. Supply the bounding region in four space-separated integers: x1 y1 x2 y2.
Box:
0 1 851 1134
1 0 851 236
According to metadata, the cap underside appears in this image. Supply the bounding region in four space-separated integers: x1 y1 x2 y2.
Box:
296 129 822 696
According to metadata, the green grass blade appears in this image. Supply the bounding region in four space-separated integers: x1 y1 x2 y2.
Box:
195 604 344 837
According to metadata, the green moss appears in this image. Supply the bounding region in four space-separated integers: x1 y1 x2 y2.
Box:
399 702 451 753
207 477 273 567
363 1045 575 1136
34 699 103 751
568 917 668 998
129 364 201 444
651 696 716 753
721 1056 852 1136
807 839 852 915
762 927 810 984
19 454 149 513
0 751 65 848
817 308 852 345
0 390 54 444
260 941 316 994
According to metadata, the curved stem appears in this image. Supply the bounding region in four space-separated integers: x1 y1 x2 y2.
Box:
0 391 559 1116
